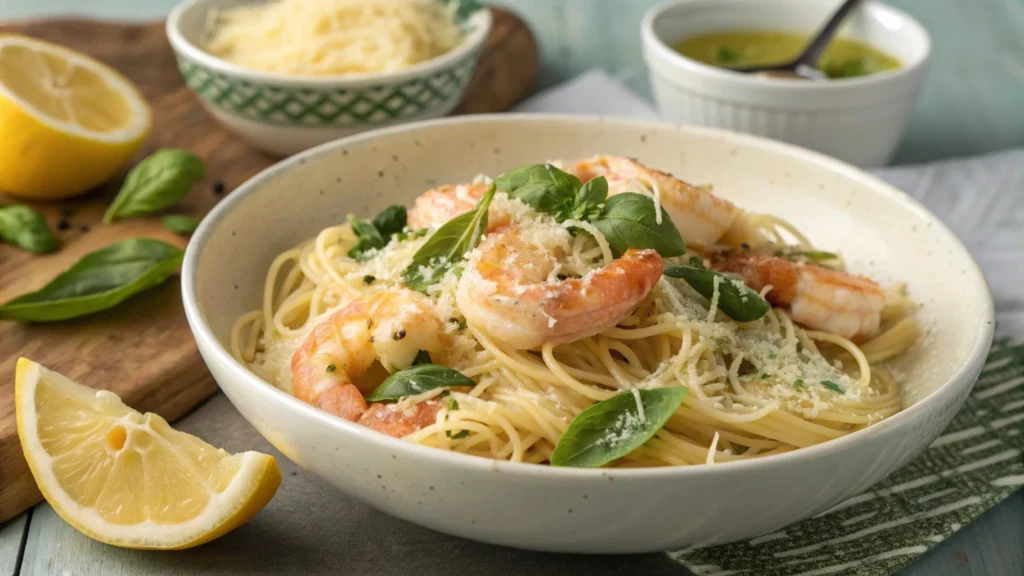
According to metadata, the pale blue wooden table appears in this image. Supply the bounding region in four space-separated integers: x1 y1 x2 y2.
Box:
1 1 1021 575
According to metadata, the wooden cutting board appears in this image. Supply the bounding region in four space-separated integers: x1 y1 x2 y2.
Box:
0 10 538 524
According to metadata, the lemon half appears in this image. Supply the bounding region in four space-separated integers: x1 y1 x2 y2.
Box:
15 358 280 549
0 36 151 199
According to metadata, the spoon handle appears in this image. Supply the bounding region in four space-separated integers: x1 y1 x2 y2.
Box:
796 0 866 66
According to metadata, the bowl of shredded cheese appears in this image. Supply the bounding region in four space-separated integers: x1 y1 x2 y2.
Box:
167 0 492 156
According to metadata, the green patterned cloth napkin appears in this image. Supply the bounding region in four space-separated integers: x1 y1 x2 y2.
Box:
671 339 1024 576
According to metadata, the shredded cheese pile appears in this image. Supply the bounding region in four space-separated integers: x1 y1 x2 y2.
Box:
205 0 465 76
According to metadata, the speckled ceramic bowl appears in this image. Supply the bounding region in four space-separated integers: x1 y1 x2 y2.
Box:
166 0 491 157
182 115 993 553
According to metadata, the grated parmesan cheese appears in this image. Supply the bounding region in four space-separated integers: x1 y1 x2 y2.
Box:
205 0 466 76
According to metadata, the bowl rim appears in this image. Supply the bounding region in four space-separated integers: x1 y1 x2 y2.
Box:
181 113 994 481
165 0 493 87
641 0 933 91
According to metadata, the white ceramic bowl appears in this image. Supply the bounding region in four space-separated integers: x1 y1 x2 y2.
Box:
166 0 491 157
181 115 992 553
641 0 931 167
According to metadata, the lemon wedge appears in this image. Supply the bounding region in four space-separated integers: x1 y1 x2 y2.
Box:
0 35 151 200
15 358 281 550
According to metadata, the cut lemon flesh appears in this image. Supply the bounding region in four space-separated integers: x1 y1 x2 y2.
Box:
15 358 281 549
0 36 151 199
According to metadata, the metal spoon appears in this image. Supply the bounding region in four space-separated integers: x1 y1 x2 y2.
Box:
729 0 865 80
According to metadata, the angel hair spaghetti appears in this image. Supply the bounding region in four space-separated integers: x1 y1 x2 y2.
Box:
230 156 920 468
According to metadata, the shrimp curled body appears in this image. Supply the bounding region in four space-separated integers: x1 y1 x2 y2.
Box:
572 155 739 247
290 288 448 437
408 183 509 231
710 251 884 340
456 228 664 349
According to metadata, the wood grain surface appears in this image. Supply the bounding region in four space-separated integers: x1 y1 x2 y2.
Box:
0 9 537 524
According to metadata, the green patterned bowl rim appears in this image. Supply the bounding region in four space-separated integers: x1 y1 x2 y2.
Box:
173 49 481 127
166 0 492 88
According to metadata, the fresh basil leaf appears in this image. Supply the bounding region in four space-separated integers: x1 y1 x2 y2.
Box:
372 205 407 238
0 238 183 322
569 176 608 221
347 214 386 260
551 387 689 467
103 149 204 224
348 205 410 260
821 380 846 394
447 430 470 439
495 164 580 220
590 193 686 257
413 350 432 365
663 265 770 322
162 214 200 236
402 185 495 292
0 205 57 253
366 364 475 401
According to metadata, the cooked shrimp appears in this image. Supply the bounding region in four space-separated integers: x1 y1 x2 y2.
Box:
290 288 447 436
572 155 738 247
709 250 884 340
456 227 664 349
408 183 509 230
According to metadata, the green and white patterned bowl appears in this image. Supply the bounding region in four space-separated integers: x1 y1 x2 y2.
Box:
166 0 491 157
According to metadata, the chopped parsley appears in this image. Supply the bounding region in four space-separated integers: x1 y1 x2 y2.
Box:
821 380 846 394
760 373 770 380
363 275 376 285
446 399 467 438
326 364 336 373
794 379 805 389
715 46 740 63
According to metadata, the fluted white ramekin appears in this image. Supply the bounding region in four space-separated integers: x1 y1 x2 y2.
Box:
642 0 931 167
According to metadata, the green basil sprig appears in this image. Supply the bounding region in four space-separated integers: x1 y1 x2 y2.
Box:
495 164 604 222
163 215 200 236
103 149 204 224
663 265 769 322
590 193 686 257
401 185 495 292
0 238 183 322
348 204 408 260
551 387 689 467
495 163 606 223
366 364 475 401
495 164 685 257
0 205 57 253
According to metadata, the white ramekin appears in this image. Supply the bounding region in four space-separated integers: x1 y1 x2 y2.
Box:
642 0 932 167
